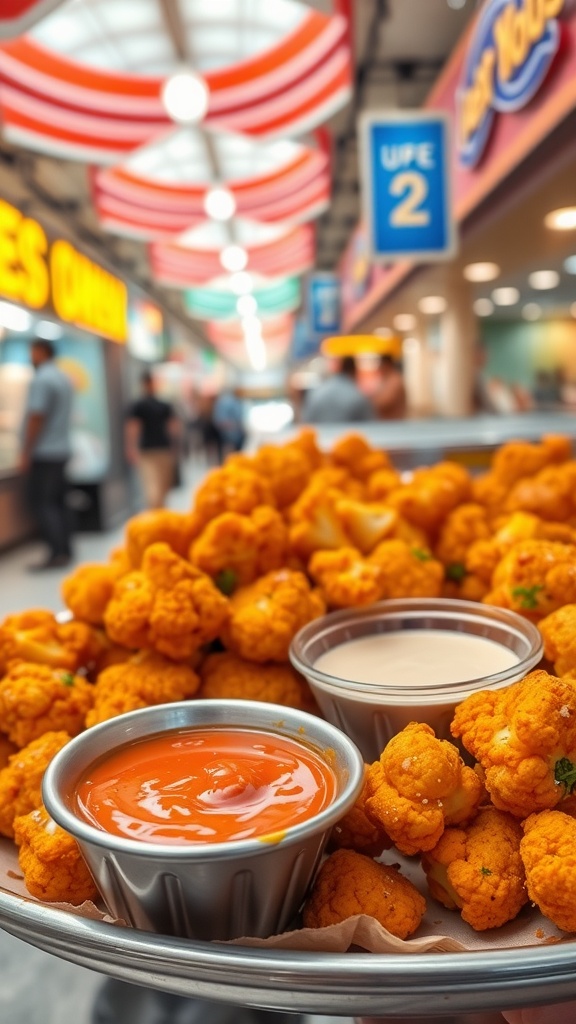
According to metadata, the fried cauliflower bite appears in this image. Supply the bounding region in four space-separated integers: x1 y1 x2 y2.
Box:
0 611 102 674
193 463 275 526
520 810 576 932
364 723 483 856
61 563 123 626
387 462 472 537
434 503 492 573
0 731 70 838
329 434 391 482
330 776 392 857
484 539 576 620
221 569 325 663
251 443 312 508
125 509 201 568
308 547 386 608
368 539 444 600
288 484 352 560
190 505 288 590
490 434 572 487
505 462 576 522
451 670 576 818
14 804 98 904
198 650 313 710
287 427 325 470
0 663 93 748
86 650 200 727
334 499 399 555
302 848 426 940
104 543 229 660
422 807 528 931
366 467 402 502
539 605 576 676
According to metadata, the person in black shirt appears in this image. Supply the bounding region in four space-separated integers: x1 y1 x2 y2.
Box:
125 371 179 509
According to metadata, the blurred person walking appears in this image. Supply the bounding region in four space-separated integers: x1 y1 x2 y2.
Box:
125 371 180 509
20 338 74 571
373 354 406 420
301 355 373 423
213 387 246 456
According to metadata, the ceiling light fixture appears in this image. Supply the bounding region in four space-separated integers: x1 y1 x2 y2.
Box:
204 187 236 221
241 316 267 371
392 313 417 331
220 245 248 273
544 207 576 231
237 294 258 317
473 298 494 317
528 269 560 290
161 70 209 125
522 303 542 321
564 255 576 274
0 301 33 332
492 286 520 306
229 271 253 296
35 320 63 340
418 295 447 315
463 261 500 282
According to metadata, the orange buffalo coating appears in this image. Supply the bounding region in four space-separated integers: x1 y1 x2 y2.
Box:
0 663 93 748
86 650 200 727
14 804 98 905
0 731 70 838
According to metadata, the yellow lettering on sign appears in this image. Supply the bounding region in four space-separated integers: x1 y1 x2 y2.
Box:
0 199 24 300
18 218 49 309
50 237 127 342
544 0 564 16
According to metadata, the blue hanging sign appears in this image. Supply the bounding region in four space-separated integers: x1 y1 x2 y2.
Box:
359 110 456 263
457 0 565 168
308 273 341 335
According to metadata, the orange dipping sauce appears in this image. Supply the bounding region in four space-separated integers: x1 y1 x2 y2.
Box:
75 727 337 846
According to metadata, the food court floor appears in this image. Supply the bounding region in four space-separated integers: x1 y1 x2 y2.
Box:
0 465 508 1024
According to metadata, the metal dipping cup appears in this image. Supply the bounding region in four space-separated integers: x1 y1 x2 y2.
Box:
290 598 543 762
42 699 364 941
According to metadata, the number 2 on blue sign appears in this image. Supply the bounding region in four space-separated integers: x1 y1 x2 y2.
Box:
389 171 431 228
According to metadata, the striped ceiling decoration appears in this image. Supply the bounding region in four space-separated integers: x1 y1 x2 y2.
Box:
150 224 315 288
0 8 351 160
184 276 301 321
0 0 65 38
207 313 294 368
91 136 330 240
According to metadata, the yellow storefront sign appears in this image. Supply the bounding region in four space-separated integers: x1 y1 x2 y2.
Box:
0 198 128 342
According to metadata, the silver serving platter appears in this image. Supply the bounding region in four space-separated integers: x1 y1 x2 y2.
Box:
1 887 576 1017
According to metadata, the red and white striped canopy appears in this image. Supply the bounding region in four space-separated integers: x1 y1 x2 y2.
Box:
207 313 294 369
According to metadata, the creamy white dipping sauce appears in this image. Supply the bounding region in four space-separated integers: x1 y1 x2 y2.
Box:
314 630 519 687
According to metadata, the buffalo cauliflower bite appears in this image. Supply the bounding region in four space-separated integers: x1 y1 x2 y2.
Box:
0 735 17 770
366 467 402 502
14 804 98 904
302 848 426 940
199 651 313 709
251 443 312 508
520 809 576 932
0 731 70 838
505 462 576 523
125 509 200 568
490 435 572 486
0 663 93 747
61 563 123 626
309 547 386 608
330 776 392 857
484 539 576 620
193 464 275 526
539 604 576 676
0 611 102 674
86 651 200 727
365 722 483 856
334 499 399 555
221 569 325 663
368 539 444 599
329 434 391 482
434 503 491 571
190 506 288 590
387 462 472 537
104 543 229 660
422 807 528 931
451 670 576 818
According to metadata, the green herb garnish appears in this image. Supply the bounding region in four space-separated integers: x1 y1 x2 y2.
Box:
446 563 467 582
554 757 576 793
480 866 492 876
511 584 544 610
60 672 75 688
215 569 237 596
412 548 432 562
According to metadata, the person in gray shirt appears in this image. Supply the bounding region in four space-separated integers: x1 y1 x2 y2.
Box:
20 338 74 570
301 355 374 423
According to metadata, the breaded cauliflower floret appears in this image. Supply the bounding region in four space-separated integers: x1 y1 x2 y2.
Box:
86 651 200 727
0 735 17 770
0 731 70 838
125 509 200 568
505 462 576 523
490 434 572 486
330 776 392 857
61 563 123 626
104 543 229 660
451 670 576 818
251 442 312 508
222 569 325 663
366 467 402 502
0 611 102 674
193 464 275 526
422 807 528 931
329 433 391 482
539 604 576 676
0 663 93 747
387 462 472 537
288 482 353 560
434 503 491 571
199 651 313 710
334 499 398 555
309 547 385 608
365 722 483 856
484 539 576 620
521 810 576 932
190 506 288 590
368 539 444 599
14 804 98 904
302 848 426 940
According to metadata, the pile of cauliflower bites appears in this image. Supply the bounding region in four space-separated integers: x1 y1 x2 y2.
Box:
2 429 576 939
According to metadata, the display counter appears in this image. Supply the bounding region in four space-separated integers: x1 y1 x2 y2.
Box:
249 412 576 472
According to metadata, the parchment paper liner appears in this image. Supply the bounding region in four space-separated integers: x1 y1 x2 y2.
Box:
1 837 568 954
